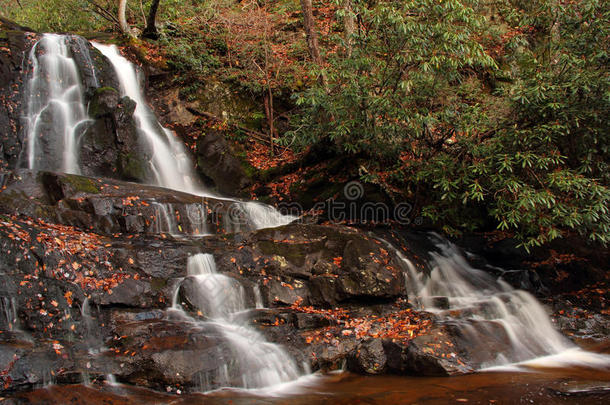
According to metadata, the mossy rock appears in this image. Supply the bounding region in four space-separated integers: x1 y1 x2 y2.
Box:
88 87 120 118
62 174 101 194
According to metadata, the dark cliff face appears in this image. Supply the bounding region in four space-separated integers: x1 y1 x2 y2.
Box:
0 19 36 172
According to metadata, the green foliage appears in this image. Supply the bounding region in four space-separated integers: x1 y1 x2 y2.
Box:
423 0 610 250
0 0 226 34
0 0 109 32
159 33 221 76
289 0 609 250
290 0 496 161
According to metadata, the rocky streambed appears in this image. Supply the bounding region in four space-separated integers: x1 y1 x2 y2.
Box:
0 19 608 403
0 170 608 400
0 170 464 392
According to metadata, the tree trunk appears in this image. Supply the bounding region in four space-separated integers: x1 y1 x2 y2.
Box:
344 0 355 57
143 0 161 39
263 92 276 156
118 0 133 37
299 0 322 65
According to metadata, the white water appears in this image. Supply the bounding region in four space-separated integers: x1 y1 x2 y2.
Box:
171 253 300 390
23 35 295 231
397 235 610 370
152 202 178 234
91 42 296 230
91 42 203 194
240 202 296 229
150 202 209 235
24 34 91 173
184 253 246 319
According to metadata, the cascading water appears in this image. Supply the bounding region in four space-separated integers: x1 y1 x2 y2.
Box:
91 42 204 194
24 34 91 174
149 202 210 236
152 202 178 235
22 34 295 230
170 253 301 390
19 35 301 390
240 201 296 229
396 234 610 370
91 42 296 230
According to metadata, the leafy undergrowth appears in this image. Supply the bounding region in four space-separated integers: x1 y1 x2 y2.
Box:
246 140 298 171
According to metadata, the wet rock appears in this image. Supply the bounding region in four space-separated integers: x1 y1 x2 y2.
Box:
66 35 118 94
195 130 252 196
308 339 358 372
0 170 253 236
294 312 332 330
105 318 251 392
551 299 610 341
88 87 120 118
0 337 89 392
0 21 34 172
262 277 309 306
347 339 387 375
81 91 151 182
95 278 154 308
401 326 473 376
217 224 408 308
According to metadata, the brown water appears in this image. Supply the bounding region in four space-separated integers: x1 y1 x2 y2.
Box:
8 354 609 405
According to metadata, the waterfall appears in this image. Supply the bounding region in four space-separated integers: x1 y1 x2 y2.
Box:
396 234 610 370
21 35 295 230
91 42 296 229
17 34 302 391
90 42 205 195
171 253 301 390
24 34 91 174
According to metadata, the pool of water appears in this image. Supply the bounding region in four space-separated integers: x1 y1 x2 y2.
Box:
10 341 609 405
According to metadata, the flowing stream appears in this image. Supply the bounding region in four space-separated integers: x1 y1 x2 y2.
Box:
396 234 610 370
15 33 609 397
169 253 301 390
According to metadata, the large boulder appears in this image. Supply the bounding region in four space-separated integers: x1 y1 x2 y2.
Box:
195 129 252 196
65 35 119 95
81 90 151 181
216 224 408 308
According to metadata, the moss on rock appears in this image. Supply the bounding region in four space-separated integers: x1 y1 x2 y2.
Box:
63 174 101 194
